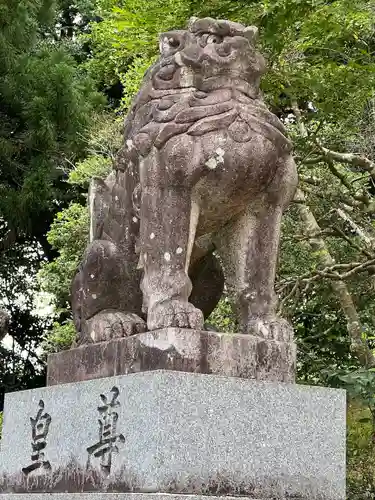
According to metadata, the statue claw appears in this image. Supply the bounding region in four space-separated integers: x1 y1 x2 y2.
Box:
147 299 204 330
87 310 147 343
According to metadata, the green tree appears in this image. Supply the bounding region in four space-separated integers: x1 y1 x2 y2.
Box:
38 113 122 352
0 0 104 404
16 1 375 495
43 0 375 378
346 403 375 499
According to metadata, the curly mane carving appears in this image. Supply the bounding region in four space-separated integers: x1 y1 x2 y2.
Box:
71 18 298 361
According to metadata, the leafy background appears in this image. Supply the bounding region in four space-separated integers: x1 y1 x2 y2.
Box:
2 1 375 496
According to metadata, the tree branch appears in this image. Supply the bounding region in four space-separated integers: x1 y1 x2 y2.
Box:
317 142 375 180
335 208 375 248
326 160 371 206
328 225 373 258
289 101 375 368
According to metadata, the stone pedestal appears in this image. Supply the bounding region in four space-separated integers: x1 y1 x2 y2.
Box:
0 494 296 500
0 371 345 499
47 328 296 386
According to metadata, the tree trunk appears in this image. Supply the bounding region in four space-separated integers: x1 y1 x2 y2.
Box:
294 188 375 368
289 97 375 368
0 309 9 341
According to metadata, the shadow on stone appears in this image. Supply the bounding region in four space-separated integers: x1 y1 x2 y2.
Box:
163 470 337 500
0 463 340 499
0 459 141 494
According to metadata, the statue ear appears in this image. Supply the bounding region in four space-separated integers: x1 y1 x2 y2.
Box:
243 26 259 44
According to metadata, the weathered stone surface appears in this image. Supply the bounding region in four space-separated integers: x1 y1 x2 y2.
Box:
0 371 345 499
47 328 296 386
71 17 298 350
0 494 295 500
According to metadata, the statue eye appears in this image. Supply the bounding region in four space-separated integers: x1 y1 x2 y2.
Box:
200 33 223 45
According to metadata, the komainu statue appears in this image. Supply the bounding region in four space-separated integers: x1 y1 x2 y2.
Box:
72 17 298 344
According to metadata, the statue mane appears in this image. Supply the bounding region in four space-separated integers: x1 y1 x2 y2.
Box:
121 18 291 164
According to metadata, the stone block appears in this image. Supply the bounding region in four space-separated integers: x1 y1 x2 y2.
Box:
0 495 274 500
47 328 296 386
0 371 345 499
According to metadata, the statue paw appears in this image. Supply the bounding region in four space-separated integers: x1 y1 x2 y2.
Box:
147 300 204 330
87 309 147 343
246 316 293 342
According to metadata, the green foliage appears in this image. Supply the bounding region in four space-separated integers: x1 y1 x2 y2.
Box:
3 4 375 493
0 0 105 400
84 0 190 85
69 156 112 187
0 43 104 234
278 208 357 384
39 0 375 374
39 112 123 312
39 203 89 309
0 0 56 70
38 202 88 350
347 404 375 499
81 0 375 134
326 368 375 422
69 113 123 186
41 320 76 353
39 112 123 350
2 2 372 495
207 296 237 333
119 55 157 111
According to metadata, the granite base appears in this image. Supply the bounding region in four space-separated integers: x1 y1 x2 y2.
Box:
0 371 345 499
0 494 276 500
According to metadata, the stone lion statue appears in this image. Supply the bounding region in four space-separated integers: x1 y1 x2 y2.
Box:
72 17 298 344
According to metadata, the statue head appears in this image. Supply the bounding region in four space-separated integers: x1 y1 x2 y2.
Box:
152 17 266 98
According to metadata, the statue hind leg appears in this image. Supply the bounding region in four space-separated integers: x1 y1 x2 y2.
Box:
215 203 285 335
214 156 297 340
72 170 146 344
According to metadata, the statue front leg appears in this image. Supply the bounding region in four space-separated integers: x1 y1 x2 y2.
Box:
139 149 204 331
